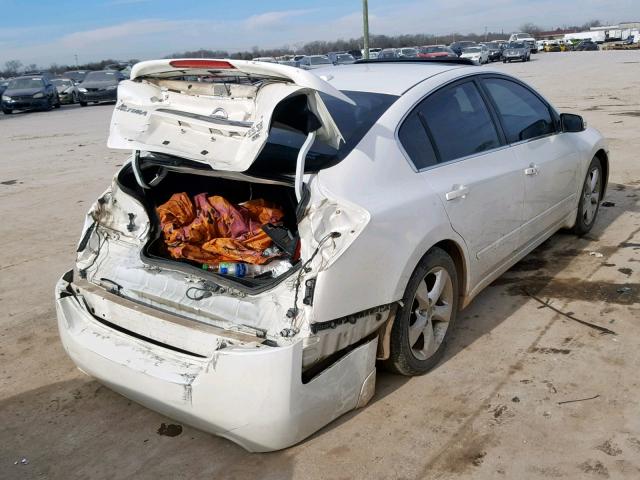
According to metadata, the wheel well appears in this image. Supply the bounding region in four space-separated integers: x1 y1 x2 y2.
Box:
432 239 467 303
594 149 609 196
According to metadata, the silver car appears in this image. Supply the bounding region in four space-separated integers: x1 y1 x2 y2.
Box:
56 59 607 452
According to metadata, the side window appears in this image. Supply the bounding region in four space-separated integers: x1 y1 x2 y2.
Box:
482 78 554 143
417 81 500 163
398 112 438 169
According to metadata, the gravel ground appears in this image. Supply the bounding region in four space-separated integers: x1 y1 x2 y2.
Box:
1 51 639 480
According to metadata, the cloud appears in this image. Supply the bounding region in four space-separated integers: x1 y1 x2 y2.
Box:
244 9 315 30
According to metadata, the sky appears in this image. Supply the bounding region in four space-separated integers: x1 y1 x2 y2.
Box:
0 0 637 67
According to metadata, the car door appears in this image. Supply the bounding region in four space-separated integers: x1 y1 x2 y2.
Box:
479 76 580 244
398 78 527 285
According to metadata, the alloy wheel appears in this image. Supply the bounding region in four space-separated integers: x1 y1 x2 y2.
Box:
582 166 601 225
408 267 454 361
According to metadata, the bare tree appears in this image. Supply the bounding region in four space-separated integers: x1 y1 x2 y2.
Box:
4 60 22 75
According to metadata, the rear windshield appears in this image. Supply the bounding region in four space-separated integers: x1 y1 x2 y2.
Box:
249 90 398 176
310 56 331 65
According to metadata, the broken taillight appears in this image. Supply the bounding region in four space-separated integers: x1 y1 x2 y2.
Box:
168 60 236 69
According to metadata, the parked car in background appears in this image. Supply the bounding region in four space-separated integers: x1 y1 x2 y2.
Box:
361 47 382 59
278 60 299 67
509 32 537 51
56 58 608 453
544 41 561 52
77 70 125 106
418 45 457 58
460 45 489 64
252 57 278 63
449 41 476 56
502 42 531 62
484 42 503 62
1 74 60 114
333 53 356 65
51 78 79 104
574 40 599 51
0 79 9 96
379 48 398 59
299 55 332 69
347 49 363 60
398 47 418 58
63 70 88 83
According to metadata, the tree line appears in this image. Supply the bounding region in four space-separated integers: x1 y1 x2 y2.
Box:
1 20 603 78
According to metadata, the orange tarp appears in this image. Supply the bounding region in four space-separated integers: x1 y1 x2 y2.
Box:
156 192 284 265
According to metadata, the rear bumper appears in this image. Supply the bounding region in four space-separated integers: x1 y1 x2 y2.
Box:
55 271 377 452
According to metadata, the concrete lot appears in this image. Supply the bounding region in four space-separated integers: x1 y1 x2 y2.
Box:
1 51 639 479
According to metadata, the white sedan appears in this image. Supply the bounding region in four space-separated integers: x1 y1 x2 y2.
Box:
460 45 490 64
56 58 608 452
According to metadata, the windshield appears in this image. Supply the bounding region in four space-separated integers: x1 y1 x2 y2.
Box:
310 57 331 65
52 79 72 87
250 90 398 175
8 77 44 89
63 71 86 82
401 48 417 54
463 47 481 53
83 71 119 81
422 46 446 53
509 42 525 48
336 54 355 62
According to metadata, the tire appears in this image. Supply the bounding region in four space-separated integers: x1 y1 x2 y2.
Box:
574 156 604 236
2 109 12 114
503 59 507 63
383 247 459 376
54 95 61 108
80 101 87 107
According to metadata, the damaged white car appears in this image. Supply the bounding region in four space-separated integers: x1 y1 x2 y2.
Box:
56 58 608 452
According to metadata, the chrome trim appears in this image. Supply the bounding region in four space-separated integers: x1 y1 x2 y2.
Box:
155 108 253 128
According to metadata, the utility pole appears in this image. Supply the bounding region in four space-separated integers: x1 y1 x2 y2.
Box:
362 0 370 59
74 54 78 67
484 26 488 42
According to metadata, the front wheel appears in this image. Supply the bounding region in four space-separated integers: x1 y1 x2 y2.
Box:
2 108 12 114
79 101 87 107
574 157 603 235
383 248 459 376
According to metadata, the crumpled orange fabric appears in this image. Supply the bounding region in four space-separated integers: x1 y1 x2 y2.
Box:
156 192 284 265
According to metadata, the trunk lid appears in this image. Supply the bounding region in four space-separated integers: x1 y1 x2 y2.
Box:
107 59 352 172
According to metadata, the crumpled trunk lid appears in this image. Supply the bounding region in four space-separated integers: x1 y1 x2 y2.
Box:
107 59 351 172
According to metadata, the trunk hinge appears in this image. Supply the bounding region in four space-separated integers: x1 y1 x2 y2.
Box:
295 131 316 202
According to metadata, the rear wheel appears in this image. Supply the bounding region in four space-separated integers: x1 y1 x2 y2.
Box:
2 108 12 114
384 248 459 376
80 101 87 107
574 156 603 235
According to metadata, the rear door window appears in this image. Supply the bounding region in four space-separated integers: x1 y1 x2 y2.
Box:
410 81 501 164
482 77 555 143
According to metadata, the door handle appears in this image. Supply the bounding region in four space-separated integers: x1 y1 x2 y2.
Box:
445 184 469 201
524 163 540 176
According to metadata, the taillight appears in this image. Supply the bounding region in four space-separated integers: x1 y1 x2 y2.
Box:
168 60 235 70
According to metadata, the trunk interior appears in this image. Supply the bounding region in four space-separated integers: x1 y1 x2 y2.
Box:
117 162 301 291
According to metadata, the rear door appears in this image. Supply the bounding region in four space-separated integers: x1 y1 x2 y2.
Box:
479 76 580 244
398 78 527 284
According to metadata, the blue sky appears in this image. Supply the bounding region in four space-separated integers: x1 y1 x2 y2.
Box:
0 0 636 66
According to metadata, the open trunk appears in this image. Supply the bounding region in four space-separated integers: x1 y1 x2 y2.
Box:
117 161 301 291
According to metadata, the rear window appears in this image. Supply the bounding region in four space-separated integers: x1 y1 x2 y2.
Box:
249 90 397 175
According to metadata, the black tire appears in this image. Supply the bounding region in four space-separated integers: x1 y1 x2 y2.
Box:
54 95 61 108
80 101 88 107
2 109 12 114
574 156 604 236
72 92 78 104
503 59 507 63
383 247 459 376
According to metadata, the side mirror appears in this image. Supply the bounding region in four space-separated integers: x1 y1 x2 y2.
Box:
561 113 586 132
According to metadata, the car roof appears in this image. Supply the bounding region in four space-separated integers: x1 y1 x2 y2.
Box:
311 62 466 95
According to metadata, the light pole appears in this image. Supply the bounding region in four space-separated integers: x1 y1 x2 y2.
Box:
74 54 78 67
484 26 488 42
362 0 370 59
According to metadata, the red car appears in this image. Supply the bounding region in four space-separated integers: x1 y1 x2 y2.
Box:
417 45 457 58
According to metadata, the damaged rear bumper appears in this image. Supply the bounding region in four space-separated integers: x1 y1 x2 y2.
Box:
55 271 377 452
